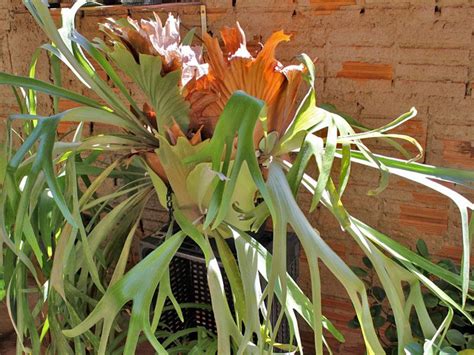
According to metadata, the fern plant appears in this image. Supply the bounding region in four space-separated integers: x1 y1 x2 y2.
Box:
0 1 473 354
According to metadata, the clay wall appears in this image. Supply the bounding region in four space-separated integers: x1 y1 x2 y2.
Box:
0 0 473 352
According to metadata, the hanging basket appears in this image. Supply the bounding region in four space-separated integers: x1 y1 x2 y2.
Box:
140 229 300 346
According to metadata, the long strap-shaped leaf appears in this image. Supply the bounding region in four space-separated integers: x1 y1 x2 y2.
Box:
184 91 273 229
63 232 185 354
11 106 143 136
70 31 144 121
0 72 103 109
279 53 320 153
8 116 76 228
25 0 156 137
173 208 253 354
0 118 41 293
342 150 473 306
232 229 266 353
285 131 441 352
316 176 430 352
232 226 345 352
296 163 473 346
285 148 472 350
266 163 384 355
343 150 474 187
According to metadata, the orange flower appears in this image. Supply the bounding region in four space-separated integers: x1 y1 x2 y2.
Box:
185 23 305 145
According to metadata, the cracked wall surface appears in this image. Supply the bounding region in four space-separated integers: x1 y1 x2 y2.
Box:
0 0 473 353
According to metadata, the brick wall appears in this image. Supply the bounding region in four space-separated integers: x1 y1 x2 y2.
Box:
0 0 473 353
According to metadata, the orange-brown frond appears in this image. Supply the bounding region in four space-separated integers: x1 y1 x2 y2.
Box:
143 102 158 130
256 31 291 64
220 24 252 59
220 26 244 55
187 26 302 145
189 126 203 145
102 14 208 86
145 151 168 184
267 65 305 136
166 122 186 145
202 33 228 80
144 117 203 185
102 18 156 59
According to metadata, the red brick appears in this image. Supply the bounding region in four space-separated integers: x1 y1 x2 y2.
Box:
309 0 356 11
337 61 393 80
326 77 393 94
50 8 62 27
441 139 474 169
411 192 448 207
58 99 82 112
399 204 449 235
437 245 474 264
57 121 78 135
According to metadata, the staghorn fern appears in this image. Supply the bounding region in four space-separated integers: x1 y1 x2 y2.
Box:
0 0 473 354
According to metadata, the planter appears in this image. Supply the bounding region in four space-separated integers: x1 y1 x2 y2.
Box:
140 229 300 345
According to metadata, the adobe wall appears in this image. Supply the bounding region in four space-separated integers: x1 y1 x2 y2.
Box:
0 0 473 353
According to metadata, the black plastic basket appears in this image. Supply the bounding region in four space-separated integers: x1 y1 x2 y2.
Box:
140 229 300 346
